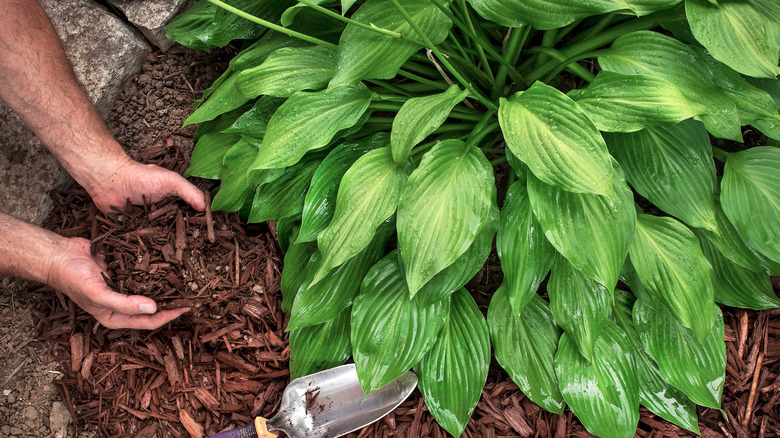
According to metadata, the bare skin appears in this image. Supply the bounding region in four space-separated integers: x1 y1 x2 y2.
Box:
0 0 206 329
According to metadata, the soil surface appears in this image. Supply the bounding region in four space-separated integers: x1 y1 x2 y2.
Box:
1 44 780 438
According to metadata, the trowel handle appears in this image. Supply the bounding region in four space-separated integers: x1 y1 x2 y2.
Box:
255 417 279 438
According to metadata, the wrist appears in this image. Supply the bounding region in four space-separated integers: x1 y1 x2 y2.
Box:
0 213 68 285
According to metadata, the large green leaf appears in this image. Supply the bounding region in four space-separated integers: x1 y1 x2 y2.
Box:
165 1 218 51
287 225 390 331
465 0 680 29
211 141 284 212
298 134 387 244
397 140 495 295
693 202 780 275
415 204 498 307
628 213 714 340
289 308 352 379
633 297 726 409
314 147 410 283
488 285 565 414
548 255 613 361
497 180 554 315
236 46 338 99
391 85 469 164
247 155 320 223
569 72 708 132
280 239 318 314
185 106 248 179
417 289 490 437
686 0 780 78
223 96 285 147
700 234 780 310
184 73 250 126
527 162 635 290
500 82 614 196
721 147 780 264
251 83 373 169
330 0 453 86
352 252 449 393
556 321 639 438
600 31 745 140
612 290 700 434
604 120 717 231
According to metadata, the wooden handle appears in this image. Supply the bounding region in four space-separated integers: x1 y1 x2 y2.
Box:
255 417 279 438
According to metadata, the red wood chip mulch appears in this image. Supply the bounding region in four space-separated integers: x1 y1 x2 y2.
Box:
32 140 780 438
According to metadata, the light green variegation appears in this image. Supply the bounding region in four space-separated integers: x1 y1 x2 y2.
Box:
720 147 780 264
398 140 495 295
499 82 614 196
252 83 373 169
628 213 714 341
604 120 717 231
489 285 565 414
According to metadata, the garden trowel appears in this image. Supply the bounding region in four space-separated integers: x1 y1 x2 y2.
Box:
207 364 417 438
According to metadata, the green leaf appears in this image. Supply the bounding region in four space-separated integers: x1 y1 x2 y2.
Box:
628 213 715 341
633 297 726 409
184 74 250 126
212 140 284 212
600 31 744 140
276 214 302 253
417 289 490 437
488 285 565 414
398 140 495 295
287 225 390 331
693 201 780 275
289 307 352 379
251 83 373 169
352 251 449 393
686 0 780 78
556 321 639 438
700 232 780 310
165 1 218 51
497 180 554 315
612 290 700 434
499 82 614 196
415 203 498 307
280 238 318 314
314 147 410 283
247 155 320 223
569 72 708 132
330 0 453 86
185 106 248 179
604 120 717 231
548 255 613 361
236 46 338 99
527 162 636 290
391 85 469 164
223 96 285 147
298 134 387 244
721 147 780 264
465 0 681 29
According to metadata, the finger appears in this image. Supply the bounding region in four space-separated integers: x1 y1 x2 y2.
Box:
163 171 206 212
100 307 190 330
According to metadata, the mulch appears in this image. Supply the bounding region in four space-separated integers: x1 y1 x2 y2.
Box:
31 140 780 437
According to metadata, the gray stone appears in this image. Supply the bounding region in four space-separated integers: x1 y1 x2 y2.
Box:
22 406 37 420
0 0 150 226
108 0 192 51
49 401 71 438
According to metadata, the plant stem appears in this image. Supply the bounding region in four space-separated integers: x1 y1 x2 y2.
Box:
367 80 415 97
711 146 731 162
491 26 529 99
466 111 498 147
398 70 450 90
205 0 338 50
524 47 596 83
457 0 494 79
490 156 508 166
296 0 406 40
389 0 498 111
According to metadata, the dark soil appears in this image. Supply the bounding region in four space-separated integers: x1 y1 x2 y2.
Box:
19 44 780 438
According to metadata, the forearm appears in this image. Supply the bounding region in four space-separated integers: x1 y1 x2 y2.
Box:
0 0 130 192
0 212 62 285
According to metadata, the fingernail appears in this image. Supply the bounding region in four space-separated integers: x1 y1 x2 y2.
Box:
139 303 156 314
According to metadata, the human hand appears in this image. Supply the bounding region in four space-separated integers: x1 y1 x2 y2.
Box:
87 158 206 214
46 237 188 330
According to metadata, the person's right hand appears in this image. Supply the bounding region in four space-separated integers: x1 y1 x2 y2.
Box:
45 237 188 330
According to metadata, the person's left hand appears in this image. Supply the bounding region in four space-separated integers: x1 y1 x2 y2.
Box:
88 158 206 214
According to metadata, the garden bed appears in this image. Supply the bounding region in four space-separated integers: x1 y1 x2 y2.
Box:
24 45 780 438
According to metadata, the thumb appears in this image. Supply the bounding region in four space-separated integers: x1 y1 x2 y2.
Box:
88 284 159 315
169 172 206 212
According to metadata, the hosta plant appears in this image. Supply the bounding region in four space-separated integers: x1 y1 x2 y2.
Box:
167 1 780 436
